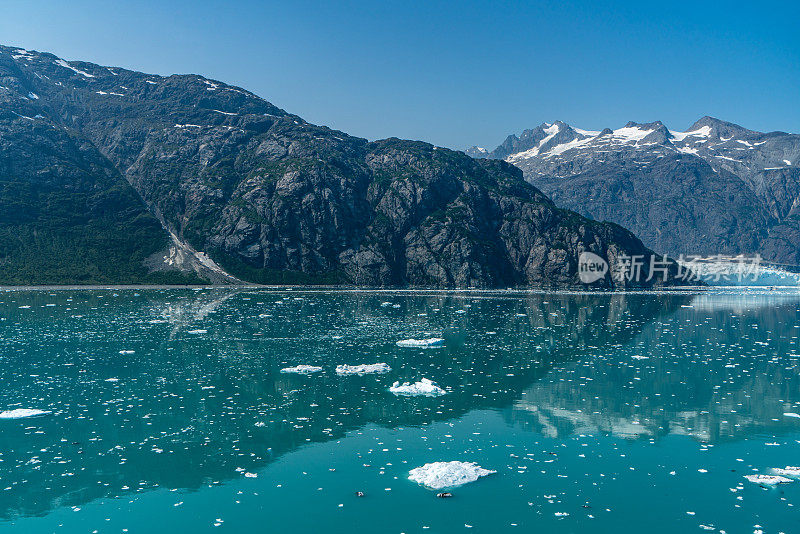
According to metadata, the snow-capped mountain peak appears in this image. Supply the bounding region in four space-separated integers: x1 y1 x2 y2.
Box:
465 117 800 263
469 118 797 178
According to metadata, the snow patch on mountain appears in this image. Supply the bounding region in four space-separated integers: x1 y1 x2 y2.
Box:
55 59 95 78
612 126 654 143
669 125 712 142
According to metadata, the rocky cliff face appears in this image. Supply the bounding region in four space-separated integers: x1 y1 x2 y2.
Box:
469 118 800 262
0 45 679 287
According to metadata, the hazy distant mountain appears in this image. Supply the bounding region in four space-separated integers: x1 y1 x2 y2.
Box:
0 45 679 287
468 117 800 263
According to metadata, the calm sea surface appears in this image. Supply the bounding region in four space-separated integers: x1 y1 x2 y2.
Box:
0 288 798 533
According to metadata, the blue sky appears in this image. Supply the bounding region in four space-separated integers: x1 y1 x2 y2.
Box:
1 0 798 149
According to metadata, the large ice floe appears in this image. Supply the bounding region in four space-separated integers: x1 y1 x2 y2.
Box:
389 378 448 397
396 338 445 348
744 474 795 485
408 461 496 489
280 365 323 374
0 409 52 420
335 363 391 376
772 466 800 477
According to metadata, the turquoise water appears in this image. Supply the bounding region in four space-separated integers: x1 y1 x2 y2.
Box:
0 288 799 533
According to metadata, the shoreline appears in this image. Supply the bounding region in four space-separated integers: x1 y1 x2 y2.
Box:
0 284 796 296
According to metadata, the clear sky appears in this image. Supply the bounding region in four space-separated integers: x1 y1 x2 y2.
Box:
1 0 798 149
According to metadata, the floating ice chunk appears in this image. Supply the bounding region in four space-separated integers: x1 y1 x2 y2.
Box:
105 378 120 383
119 350 135 354
187 329 207 334
335 363 391 376
390 378 447 397
744 474 794 485
0 409 52 420
280 365 323 374
380 301 393 307
784 412 800 418
631 355 649 360
772 466 800 477
396 338 445 348
408 461 496 489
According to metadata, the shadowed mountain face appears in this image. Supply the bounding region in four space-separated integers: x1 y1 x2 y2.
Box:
0 45 677 288
468 118 800 263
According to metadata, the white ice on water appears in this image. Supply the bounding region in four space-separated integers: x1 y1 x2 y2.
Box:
389 378 448 397
408 461 496 489
744 474 794 485
0 409 52 419
396 338 445 348
335 363 391 376
772 466 800 477
280 365 323 374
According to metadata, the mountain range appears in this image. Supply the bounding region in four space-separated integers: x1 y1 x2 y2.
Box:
467 118 800 263
0 45 676 288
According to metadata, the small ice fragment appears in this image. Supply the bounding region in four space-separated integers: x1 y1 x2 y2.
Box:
380 302 393 307
396 338 445 348
105 378 120 383
744 474 794 485
631 355 649 360
784 412 800 419
335 363 391 376
389 378 448 397
119 350 135 354
187 329 207 334
408 461 496 489
280 365 323 374
0 409 51 419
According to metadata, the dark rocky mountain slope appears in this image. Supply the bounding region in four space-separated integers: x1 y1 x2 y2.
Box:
0 45 678 287
468 118 800 263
